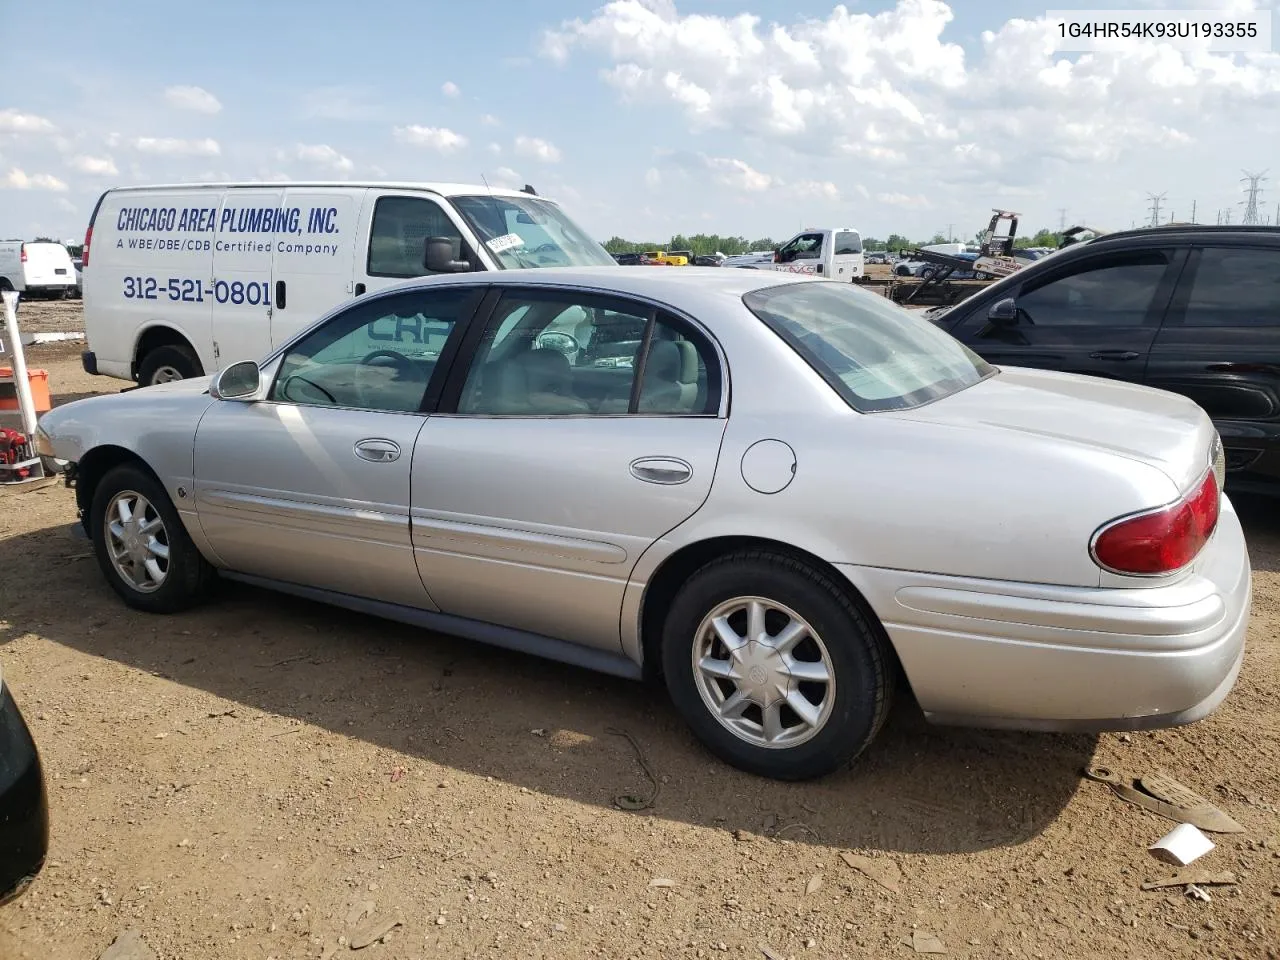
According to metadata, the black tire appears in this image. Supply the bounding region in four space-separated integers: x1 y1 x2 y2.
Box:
137 344 203 386
661 550 894 781
90 463 214 613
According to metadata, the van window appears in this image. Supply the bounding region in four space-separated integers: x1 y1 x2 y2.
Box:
834 232 862 255
367 196 466 278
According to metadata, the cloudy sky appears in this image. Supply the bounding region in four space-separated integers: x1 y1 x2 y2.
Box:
3 0 1279 245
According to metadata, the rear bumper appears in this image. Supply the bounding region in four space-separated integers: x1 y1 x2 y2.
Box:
81 350 98 376
21 283 74 297
0 683 48 905
838 496 1252 731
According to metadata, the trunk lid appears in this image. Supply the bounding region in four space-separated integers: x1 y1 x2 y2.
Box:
890 366 1216 493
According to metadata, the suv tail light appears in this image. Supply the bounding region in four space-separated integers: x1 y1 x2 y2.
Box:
82 225 93 267
1091 470 1220 576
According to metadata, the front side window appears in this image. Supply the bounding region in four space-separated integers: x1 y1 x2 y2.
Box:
450 195 615 269
367 196 467 278
271 289 474 412
456 291 719 416
781 233 824 262
1013 252 1170 327
1183 247 1280 327
834 231 862 255
743 281 994 412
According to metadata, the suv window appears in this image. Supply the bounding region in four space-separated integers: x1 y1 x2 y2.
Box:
271 289 473 412
1183 247 1280 327
833 231 862 255
1014 251 1170 326
367 196 466 278
456 292 719 416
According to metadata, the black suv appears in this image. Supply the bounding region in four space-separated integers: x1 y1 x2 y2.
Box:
929 226 1280 495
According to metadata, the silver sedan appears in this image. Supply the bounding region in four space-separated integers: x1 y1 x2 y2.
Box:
36 268 1251 780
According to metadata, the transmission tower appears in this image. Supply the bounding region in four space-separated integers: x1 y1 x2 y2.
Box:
1146 193 1166 228
1058 208 1068 231
1239 169 1267 225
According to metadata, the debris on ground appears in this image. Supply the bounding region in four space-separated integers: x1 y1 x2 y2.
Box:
1185 884 1213 904
759 944 785 960
911 929 947 953
804 874 824 896
1142 870 1237 891
648 877 676 888
840 852 903 893
1149 823 1215 866
345 900 375 926
1083 766 1245 833
97 930 157 960
348 917 402 950
606 726 660 811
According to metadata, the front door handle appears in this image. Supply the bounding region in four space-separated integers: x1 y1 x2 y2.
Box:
1089 350 1140 361
354 438 401 463
630 457 692 485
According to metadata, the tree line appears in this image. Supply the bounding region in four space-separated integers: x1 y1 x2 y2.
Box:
603 228 1065 256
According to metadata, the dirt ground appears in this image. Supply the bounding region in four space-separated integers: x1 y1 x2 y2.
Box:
1 302 1277 960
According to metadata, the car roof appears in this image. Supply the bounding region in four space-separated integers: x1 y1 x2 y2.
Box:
103 181 545 201
1085 224 1280 246
381 265 820 304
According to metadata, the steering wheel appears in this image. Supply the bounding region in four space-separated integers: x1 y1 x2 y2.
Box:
360 349 414 372
281 375 337 404
532 243 558 254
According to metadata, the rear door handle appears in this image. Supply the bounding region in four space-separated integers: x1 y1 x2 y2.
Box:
630 457 692 485
354 438 401 463
275 280 286 309
1089 350 1140 361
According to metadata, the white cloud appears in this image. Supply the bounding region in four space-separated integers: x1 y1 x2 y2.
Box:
0 109 56 135
133 137 221 157
790 179 840 201
542 0 1280 187
492 166 523 188
392 125 467 152
514 135 562 163
3 168 68 191
69 155 118 176
442 81 460 98
487 142 502 155
706 156 772 191
164 85 222 114
279 143 353 172
480 114 500 126
644 167 661 188
876 191 931 209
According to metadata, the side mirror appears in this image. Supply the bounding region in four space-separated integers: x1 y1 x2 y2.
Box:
987 297 1018 325
424 237 472 273
211 360 260 401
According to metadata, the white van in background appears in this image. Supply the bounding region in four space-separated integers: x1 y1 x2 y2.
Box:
0 240 79 300
746 227 864 280
80 181 616 385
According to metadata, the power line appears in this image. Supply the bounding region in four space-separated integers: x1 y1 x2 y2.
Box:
1240 169 1268 225
1146 192 1167 228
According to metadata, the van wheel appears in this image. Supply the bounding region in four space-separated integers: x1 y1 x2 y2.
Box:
138 345 202 386
90 463 215 613
661 550 894 781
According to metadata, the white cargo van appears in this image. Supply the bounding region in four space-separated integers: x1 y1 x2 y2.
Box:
746 227 864 280
0 241 79 300
80 181 616 385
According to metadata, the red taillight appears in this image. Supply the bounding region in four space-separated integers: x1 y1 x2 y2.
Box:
19 244 27 264
1092 471 1220 575
82 225 93 267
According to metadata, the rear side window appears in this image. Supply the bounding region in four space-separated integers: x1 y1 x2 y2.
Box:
1183 247 1280 327
834 232 862 255
744 281 994 412
1014 251 1170 326
367 196 465 278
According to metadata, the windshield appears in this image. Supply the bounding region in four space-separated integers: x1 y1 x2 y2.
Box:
743 281 995 412
450 195 616 269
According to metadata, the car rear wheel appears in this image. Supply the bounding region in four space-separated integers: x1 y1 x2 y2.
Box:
661 550 893 780
90 463 214 613
137 344 202 386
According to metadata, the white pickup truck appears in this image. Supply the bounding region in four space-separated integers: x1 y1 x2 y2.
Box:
742 227 864 280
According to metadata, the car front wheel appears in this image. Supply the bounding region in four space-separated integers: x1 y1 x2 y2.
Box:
661 550 894 780
90 463 214 613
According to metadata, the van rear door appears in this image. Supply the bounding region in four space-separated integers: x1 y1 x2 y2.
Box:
353 190 484 297
22 242 75 289
270 187 364 343
211 187 281 368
